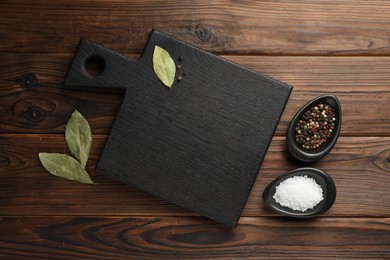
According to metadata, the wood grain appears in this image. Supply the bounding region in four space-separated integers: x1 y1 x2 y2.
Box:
1 54 389 136
1 0 389 258
2 0 390 55
1 134 389 217
0 216 389 259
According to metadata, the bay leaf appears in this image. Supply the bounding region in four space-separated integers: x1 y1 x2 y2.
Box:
38 153 94 184
152 45 176 88
65 109 92 168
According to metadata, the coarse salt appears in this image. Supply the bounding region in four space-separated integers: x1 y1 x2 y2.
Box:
273 175 324 212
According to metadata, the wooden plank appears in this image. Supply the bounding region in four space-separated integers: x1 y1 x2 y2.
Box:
1 134 389 217
1 54 390 136
3 53 390 92
1 1 390 54
0 216 389 259
0 53 124 134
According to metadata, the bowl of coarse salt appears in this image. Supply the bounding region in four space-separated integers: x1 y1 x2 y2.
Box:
262 167 336 217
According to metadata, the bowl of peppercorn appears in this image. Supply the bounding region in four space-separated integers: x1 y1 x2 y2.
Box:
286 94 342 162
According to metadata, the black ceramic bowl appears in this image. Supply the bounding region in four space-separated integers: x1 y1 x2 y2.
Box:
287 94 342 162
262 167 336 218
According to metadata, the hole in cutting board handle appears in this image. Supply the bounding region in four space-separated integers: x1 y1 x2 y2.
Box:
85 55 105 76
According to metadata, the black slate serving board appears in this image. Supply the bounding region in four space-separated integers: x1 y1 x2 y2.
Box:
64 29 292 227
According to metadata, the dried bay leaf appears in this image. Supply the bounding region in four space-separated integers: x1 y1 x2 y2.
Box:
65 109 92 168
38 153 94 184
153 45 176 88
39 110 94 185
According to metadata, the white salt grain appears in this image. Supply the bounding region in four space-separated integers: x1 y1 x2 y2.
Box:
273 175 324 212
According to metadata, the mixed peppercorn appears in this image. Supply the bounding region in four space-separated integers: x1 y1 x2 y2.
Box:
295 103 336 150
176 56 186 82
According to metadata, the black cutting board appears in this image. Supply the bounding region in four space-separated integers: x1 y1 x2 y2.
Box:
64 29 292 227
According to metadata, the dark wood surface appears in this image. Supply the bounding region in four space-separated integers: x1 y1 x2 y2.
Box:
64 33 291 227
1 1 389 259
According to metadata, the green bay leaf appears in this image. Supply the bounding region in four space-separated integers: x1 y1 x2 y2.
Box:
65 109 92 168
152 45 176 88
38 153 94 184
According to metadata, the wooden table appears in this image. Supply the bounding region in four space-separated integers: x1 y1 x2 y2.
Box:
1 1 390 259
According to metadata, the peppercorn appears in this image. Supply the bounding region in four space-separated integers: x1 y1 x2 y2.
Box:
294 103 336 150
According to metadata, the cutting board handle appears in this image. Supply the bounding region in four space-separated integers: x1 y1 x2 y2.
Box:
64 38 138 89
